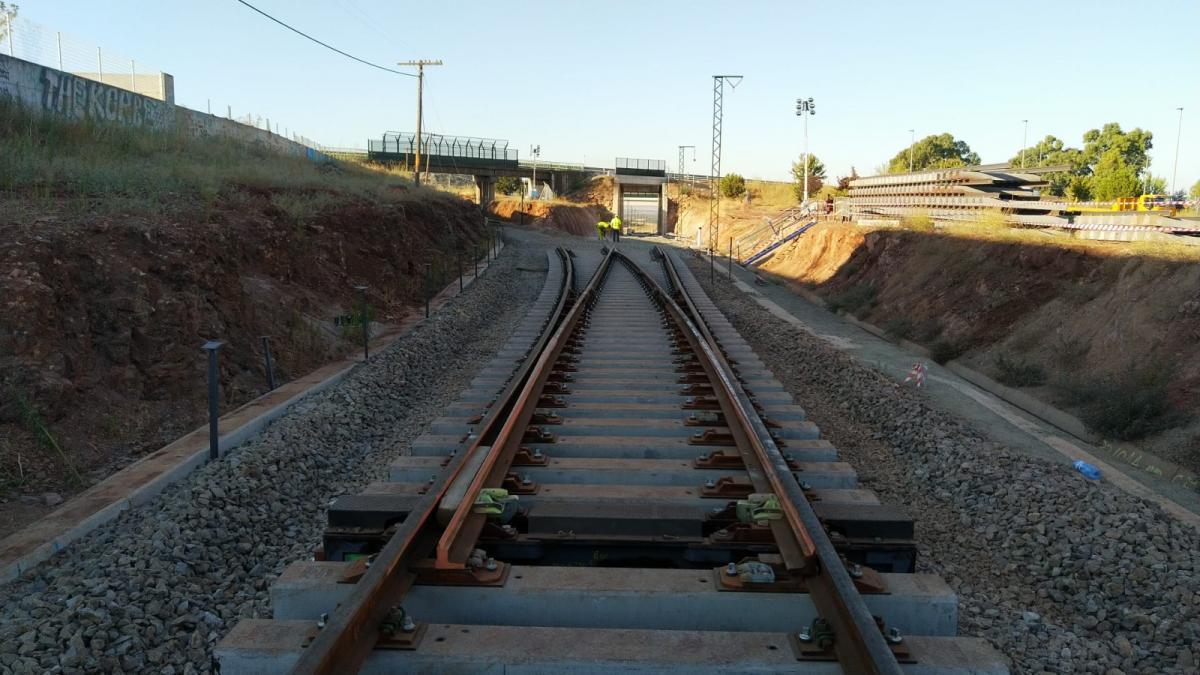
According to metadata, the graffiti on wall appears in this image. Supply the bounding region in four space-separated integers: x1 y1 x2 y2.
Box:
2 53 328 163
38 67 172 129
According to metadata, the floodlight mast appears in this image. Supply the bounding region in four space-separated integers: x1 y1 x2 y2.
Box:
796 97 815 203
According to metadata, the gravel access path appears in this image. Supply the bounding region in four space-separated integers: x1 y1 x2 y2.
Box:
0 239 550 674
684 253 1199 675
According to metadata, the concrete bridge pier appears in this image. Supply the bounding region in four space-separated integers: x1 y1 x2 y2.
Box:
473 175 495 207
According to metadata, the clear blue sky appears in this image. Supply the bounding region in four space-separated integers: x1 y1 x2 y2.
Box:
23 0 1200 187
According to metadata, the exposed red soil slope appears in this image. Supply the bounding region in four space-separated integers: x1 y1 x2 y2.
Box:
759 222 1200 469
0 190 483 527
489 198 610 237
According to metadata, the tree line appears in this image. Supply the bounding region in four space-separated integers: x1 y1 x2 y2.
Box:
881 124 1176 201
778 122 1196 203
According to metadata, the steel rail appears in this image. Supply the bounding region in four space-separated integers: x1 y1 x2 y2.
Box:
290 247 577 674
435 246 616 568
643 248 902 675
619 251 815 568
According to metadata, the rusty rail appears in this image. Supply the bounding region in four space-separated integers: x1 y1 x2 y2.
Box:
434 247 615 568
290 245 899 673
289 247 578 674
645 247 902 674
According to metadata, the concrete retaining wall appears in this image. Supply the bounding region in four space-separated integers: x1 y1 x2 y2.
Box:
0 53 327 161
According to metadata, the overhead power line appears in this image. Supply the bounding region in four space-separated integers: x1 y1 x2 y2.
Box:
233 0 414 77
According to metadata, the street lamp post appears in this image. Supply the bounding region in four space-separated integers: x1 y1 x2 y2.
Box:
908 129 915 172
1172 107 1184 195
531 144 541 199
796 97 815 203
1021 120 1029 169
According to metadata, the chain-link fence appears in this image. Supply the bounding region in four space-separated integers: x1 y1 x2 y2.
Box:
1 14 170 101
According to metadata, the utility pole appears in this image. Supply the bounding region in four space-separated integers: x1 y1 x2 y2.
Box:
1172 107 1184 195
397 59 443 187
796 97 815 203
908 129 915 173
1021 120 1029 169
710 75 742 252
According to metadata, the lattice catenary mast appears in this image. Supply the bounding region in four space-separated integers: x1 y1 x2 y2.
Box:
678 145 695 176
709 75 742 251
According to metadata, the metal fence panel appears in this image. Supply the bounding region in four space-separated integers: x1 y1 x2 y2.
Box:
2 15 168 100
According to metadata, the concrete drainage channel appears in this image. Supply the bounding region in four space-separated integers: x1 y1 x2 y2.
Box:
216 247 1006 673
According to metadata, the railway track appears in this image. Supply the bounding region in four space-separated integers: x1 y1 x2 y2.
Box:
216 244 1006 673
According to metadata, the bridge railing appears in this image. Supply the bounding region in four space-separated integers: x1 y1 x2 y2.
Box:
616 157 667 173
370 133 519 162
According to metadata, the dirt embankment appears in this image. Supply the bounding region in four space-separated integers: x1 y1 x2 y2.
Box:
488 175 617 237
759 223 1200 469
668 186 795 251
563 174 614 207
0 190 483 523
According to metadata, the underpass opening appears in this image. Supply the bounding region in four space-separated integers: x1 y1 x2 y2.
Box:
622 191 661 235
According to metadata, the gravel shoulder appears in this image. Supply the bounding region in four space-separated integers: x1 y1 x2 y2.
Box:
683 253 1199 675
0 236 550 674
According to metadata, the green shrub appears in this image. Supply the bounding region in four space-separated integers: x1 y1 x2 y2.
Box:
719 173 747 199
10 386 83 486
914 318 944 343
1063 363 1183 440
496 176 523 196
993 353 1047 387
929 340 965 364
338 305 375 344
884 317 914 340
826 285 877 315
1050 333 1090 368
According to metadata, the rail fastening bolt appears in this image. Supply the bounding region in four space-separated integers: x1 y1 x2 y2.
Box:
698 452 709 461
522 475 532 486
317 612 328 630
849 563 863 579
797 628 811 643
705 479 716 488
725 563 738 577
886 627 903 644
486 557 498 571
402 615 416 633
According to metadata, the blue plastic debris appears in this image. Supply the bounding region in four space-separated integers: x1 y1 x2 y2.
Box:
1073 460 1101 481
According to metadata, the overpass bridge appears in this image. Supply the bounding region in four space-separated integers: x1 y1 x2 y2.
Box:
368 132 595 204
368 132 671 234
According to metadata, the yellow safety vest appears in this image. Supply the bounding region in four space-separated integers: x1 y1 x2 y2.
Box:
610 217 622 231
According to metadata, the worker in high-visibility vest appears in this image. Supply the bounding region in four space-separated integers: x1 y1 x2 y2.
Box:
609 215 622 243
596 220 609 241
